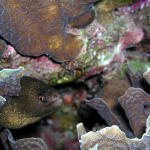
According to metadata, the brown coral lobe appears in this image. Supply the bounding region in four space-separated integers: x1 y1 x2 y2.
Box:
0 0 97 62
118 87 150 138
0 40 6 58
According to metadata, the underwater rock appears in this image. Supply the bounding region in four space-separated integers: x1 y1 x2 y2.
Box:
0 76 63 129
0 129 48 150
118 87 150 138
77 114 150 150
0 0 97 62
0 66 24 96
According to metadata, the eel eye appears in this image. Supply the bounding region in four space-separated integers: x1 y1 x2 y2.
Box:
39 96 46 102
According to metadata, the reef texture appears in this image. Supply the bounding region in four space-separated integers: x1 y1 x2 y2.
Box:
77 115 150 150
86 63 150 138
0 96 6 109
0 0 97 62
0 1 150 149
86 98 133 138
97 0 136 12
143 67 150 84
0 46 62 82
0 0 148 85
0 40 7 58
0 129 48 150
118 87 150 138
126 66 144 88
0 66 24 96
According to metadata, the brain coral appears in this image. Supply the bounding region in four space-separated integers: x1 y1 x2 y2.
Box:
0 0 97 62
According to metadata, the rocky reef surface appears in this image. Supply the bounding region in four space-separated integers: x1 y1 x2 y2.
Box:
0 0 150 150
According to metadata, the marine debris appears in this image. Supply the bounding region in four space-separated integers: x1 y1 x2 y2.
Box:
77 115 150 150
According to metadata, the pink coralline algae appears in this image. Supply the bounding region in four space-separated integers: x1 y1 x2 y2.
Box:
1 45 61 80
118 0 150 13
2 45 16 59
0 0 148 84
119 28 144 51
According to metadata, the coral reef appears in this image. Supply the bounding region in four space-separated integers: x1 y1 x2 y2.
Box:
0 40 7 58
143 67 150 84
119 87 150 138
0 0 150 149
86 98 133 138
77 115 150 150
97 0 136 12
85 63 150 138
0 0 97 62
0 0 147 85
0 96 5 109
0 46 62 82
0 129 48 150
0 66 24 96
118 0 150 13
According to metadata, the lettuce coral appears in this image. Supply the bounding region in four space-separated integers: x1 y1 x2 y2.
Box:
0 129 48 150
77 115 150 150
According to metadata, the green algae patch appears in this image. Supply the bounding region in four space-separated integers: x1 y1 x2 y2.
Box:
127 60 150 74
97 0 137 13
108 60 150 81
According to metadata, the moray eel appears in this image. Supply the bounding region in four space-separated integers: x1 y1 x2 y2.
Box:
0 76 63 129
